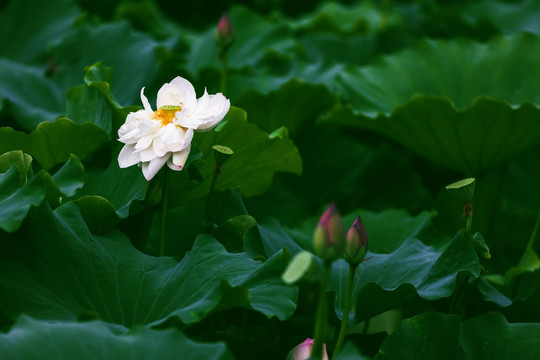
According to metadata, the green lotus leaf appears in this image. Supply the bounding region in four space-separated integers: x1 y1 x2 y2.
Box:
74 195 121 235
328 33 540 173
82 62 141 131
334 342 370 360
0 0 79 63
116 0 182 39
0 118 108 171
0 166 44 233
245 218 305 259
286 209 436 259
66 83 115 136
0 59 65 132
377 312 540 360
503 286 540 323
167 107 302 205
0 151 32 186
331 229 480 322
234 80 335 137
344 209 436 253
212 215 258 253
291 1 401 35
298 32 379 66
66 61 140 137
184 6 296 77
465 0 540 36
503 146 540 212
253 208 462 320
0 202 298 326
49 22 163 106
0 316 233 360
0 154 85 233
52 154 87 197
75 144 148 220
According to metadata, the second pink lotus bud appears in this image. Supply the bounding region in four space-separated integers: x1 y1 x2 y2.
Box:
344 216 368 265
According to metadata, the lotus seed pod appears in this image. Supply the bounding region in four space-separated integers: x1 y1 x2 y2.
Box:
445 178 476 203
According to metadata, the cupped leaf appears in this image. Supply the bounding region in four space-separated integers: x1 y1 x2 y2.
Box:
0 151 32 186
52 154 87 197
66 84 114 135
168 107 302 205
377 312 540 360
0 154 85 233
0 117 108 171
0 166 44 233
83 62 141 131
75 144 148 219
0 202 298 326
74 195 121 234
328 33 540 173
0 316 233 360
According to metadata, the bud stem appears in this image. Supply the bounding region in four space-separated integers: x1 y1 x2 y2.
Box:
159 169 169 256
312 260 332 360
220 51 228 94
333 263 358 358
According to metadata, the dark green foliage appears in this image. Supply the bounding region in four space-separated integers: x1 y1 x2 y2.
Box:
1 0 539 358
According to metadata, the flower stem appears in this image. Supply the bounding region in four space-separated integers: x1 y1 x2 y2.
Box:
205 164 221 230
333 263 357 358
312 260 332 360
159 169 169 256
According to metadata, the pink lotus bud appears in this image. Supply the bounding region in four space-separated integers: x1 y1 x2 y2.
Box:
286 338 329 360
313 203 346 262
216 13 235 50
344 216 368 265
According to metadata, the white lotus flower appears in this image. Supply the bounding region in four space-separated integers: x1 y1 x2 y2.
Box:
117 77 230 180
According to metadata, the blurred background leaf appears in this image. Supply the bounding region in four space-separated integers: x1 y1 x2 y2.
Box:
0 316 234 360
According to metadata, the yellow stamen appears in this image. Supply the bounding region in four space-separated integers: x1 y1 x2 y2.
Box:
153 105 182 127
